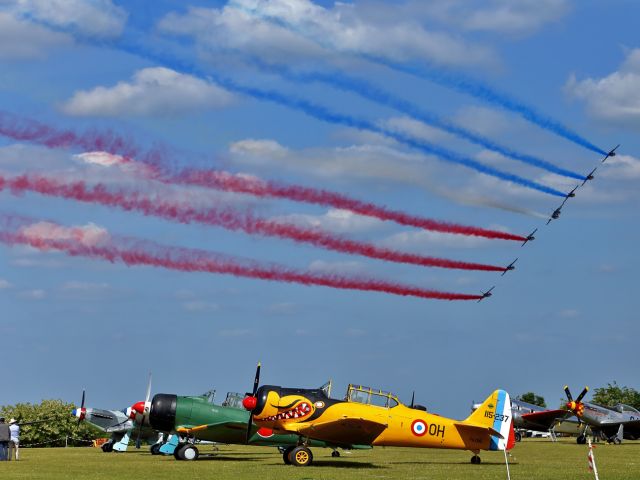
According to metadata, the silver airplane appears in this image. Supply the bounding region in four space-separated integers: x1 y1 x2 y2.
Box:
564 386 640 444
473 398 581 442
72 376 164 453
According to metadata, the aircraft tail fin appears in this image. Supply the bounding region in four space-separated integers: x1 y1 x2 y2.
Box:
464 389 513 451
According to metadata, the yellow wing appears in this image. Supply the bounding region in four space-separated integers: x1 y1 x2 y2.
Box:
295 418 387 446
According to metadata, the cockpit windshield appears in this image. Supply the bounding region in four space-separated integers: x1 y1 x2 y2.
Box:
614 404 640 414
346 384 399 408
222 392 244 409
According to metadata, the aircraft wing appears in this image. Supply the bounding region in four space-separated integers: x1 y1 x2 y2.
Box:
601 418 640 437
295 418 388 446
519 409 572 431
176 420 248 435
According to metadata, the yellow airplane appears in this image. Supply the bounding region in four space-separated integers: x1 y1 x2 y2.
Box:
242 365 515 466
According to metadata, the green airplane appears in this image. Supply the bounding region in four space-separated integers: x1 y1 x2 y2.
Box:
147 382 368 461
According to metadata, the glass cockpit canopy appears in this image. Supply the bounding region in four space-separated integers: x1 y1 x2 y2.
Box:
614 404 640 414
346 384 400 408
222 392 245 409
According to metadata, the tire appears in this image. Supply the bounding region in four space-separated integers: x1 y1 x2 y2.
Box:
577 435 586 445
181 445 199 461
288 446 313 467
283 446 294 465
150 444 161 455
612 438 621 445
471 455 481 464
515 432 522 442
102 442 113 453
174 443 187 460
331 450 340 458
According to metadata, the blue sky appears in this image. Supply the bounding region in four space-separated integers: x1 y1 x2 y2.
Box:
0 0 639 417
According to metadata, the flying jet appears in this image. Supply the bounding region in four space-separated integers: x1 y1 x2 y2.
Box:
501 258 518 276
242 364 515 466
601 144 620 163
563 386 640 444
521 229 537 247
546 206 562 225
581 167 597 186
148 380 365 461
477 286 495 303
72 387 162 453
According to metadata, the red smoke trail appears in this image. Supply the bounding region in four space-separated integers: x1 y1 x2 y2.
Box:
0 228 484 301
0 111 526 242
0 173 508 272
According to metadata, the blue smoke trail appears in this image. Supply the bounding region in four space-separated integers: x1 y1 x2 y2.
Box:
247 57 586 180
231 1 607 157
108 40 565 198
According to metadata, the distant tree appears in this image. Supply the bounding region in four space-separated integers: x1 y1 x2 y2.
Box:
592 382 640 410
518 392 547 408
0 399 103 447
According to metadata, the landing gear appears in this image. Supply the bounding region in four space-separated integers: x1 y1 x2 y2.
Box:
288 446 313 467
150 444 161 455
610 437 622 445
514 431 522 442
331 450 340 458
282 446 294 465
101 442 114 453
577 435 587 445
471 455 481 464
174 443 199 460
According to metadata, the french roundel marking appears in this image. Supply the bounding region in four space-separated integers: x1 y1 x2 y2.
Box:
411 419 427 437
257 427 274 438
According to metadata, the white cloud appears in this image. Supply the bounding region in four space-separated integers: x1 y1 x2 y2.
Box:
0 278 11 289
558 308 579 319
62 67 234 117
308 259 366 275
267 302 296 315
416 0 570 36
381 229 493 250
60 281 110 292
20 222 110 247
18 288 46 299
11 0 127 37
158 1 496 68
382 116 453 144
565 49 640 129
274 209 384 234
218 328 254 337
0 12 72 59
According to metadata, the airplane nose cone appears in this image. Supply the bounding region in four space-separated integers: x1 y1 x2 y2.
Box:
131 401 145 418
243 396 257 411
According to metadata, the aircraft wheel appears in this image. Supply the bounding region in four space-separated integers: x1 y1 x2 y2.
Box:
150 444 161 455
514 431 522 442
282 446 294 465
102 442 113 453
180 445 199 461
612 437 621 445
288 446 313 467
577 435 586 445
174 443 187 460
471 455 481 464
331 450 340 458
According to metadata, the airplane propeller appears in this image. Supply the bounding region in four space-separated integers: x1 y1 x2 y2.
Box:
72 389 87 425
564 385 589 422
242 362 261 444
134 373 153 448
410 391 415 409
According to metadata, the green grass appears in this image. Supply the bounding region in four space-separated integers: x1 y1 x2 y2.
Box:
1 439 639 479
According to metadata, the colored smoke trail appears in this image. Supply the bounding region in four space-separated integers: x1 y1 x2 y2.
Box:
0 224 484 301
0 173 509 272
248 59 585 181
208 79 567 198
232 2 607 156
82 41 566 197
0 111 529 241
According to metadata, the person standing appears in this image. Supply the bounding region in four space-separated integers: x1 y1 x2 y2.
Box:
8 418 19 461
0 417 9 461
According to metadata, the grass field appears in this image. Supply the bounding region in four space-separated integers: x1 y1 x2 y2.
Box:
1 439 638 479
